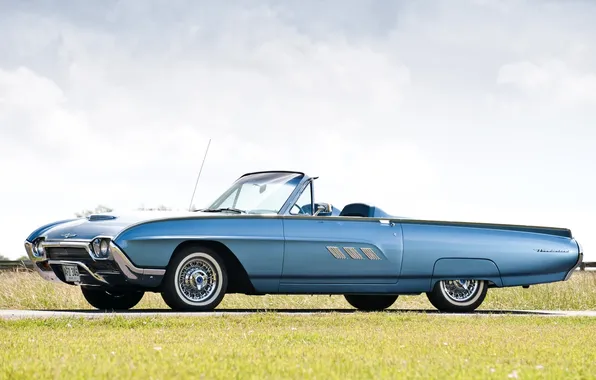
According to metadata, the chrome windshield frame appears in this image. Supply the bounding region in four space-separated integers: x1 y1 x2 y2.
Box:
206 170 314 216
278 177 315 216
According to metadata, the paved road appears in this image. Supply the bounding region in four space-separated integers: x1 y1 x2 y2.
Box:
1 308 596 319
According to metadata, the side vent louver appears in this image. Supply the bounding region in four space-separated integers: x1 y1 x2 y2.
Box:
361 247 381 260
344 247 364 260
326 246 382 261
326 246 347 259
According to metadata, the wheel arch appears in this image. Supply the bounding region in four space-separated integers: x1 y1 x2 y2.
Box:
429 258 503 289
167 240 257 294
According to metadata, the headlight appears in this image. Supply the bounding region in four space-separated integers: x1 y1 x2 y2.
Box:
92 239 101 256
100 239 109 256
91 238 111 259
33 239 45 258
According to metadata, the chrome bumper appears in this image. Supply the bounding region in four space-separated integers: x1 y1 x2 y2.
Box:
24 241 60 282
24 239 165 286
564 240 584 281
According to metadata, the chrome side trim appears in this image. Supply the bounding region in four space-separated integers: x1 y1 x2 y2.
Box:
110 242 166 277
47 260 109 284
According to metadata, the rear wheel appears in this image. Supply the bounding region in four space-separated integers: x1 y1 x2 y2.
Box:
161 246 228 311
344 295 398 311
426 279 488 313
81 287 144 311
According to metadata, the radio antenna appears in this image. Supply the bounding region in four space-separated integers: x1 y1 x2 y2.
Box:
188 138 212 211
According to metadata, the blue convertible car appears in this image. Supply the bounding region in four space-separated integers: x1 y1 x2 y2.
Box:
24 171 583 312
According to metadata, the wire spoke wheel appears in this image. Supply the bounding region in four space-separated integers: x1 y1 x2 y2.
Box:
440 280 480 303
177 257 218 303
161 248 228 311
427 279 488 312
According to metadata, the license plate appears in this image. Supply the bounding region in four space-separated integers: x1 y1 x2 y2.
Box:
62 265 80 282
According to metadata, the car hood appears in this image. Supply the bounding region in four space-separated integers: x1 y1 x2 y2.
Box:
34 211 199 241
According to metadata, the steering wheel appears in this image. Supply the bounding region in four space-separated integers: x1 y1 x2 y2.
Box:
290 203 306 215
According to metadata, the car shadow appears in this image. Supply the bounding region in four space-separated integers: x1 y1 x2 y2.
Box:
39 308 558 315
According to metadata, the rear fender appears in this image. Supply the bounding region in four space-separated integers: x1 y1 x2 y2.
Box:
430 258 503 289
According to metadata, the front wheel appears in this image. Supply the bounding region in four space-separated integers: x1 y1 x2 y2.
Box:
160 247 228 311
426 279 488 313
81 287 144 311
344 295 398 311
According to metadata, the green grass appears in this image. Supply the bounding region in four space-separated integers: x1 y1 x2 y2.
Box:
1 314 595 379
1 270 596 311
2 271 596 378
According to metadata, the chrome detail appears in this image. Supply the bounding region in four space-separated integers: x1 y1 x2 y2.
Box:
534 248 570 253
279 176 314 216
440 280 480 302
326 246 347 260
361 247 381 260
344 247 364 260
109 242 166 279
88 214 116 221
40 240 93 256
92 239 102 258
47 260 109 284
577 240 584 254
565 241 584 281
100 240 109 255
177 257 218 302
89 237 111 259
32 238 46 258
24 238 165 284
24 241 59 282
60 233 77 239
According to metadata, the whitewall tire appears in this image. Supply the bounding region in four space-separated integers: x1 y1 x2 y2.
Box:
161 247 228 311
426 279 488 313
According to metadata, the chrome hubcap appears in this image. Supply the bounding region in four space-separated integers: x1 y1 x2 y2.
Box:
440 280 479 302
177 258 217 302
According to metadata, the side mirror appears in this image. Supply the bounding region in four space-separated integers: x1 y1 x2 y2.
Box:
314 202 332 216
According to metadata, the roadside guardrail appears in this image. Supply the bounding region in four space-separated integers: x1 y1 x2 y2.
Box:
0 260 34 271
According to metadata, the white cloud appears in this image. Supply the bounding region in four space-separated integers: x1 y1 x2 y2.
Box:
497 60 596 106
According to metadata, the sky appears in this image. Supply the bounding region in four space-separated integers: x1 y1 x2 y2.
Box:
0 0 595 261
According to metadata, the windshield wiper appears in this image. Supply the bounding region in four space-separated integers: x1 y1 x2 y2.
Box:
197 207 245 214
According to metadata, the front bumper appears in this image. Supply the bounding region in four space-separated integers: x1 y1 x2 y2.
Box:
24 239 165 288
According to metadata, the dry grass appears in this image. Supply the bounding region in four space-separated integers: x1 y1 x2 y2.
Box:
1 270 595 311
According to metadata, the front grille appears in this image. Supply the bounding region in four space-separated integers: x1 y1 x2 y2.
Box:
89 261 119 272
47 247 89 260
49 259 120 274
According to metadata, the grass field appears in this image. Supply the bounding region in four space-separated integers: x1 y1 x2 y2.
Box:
2 271 596 378
1 314 595 379
1 270 595 311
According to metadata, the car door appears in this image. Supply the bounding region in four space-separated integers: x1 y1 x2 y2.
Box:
279 216 403 288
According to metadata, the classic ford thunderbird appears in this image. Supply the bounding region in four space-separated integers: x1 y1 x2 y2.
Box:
24 171 583 312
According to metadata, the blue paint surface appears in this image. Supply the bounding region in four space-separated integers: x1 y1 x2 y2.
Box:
24 170 582 295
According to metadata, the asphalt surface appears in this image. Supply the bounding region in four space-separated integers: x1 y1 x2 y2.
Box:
1 309 596 319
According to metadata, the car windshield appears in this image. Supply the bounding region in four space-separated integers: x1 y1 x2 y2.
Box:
204 172 304 214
